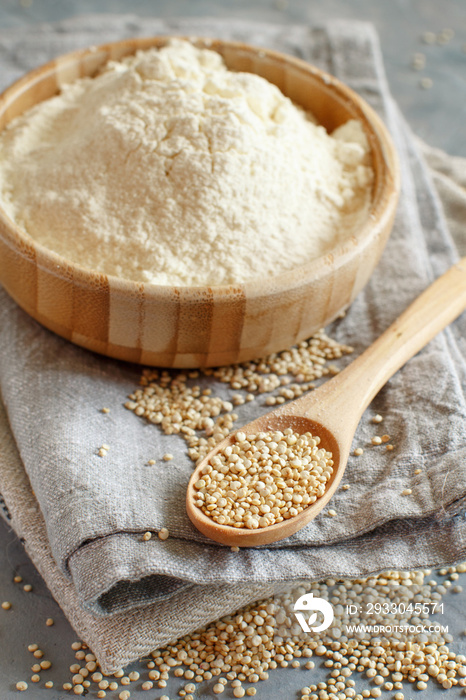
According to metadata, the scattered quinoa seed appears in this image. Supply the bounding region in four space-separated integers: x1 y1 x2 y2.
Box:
386 444 394 451
129 564 465 696
1 601 11 610
23 584 32 592
101 407 110 413
402 488 412 496
381 434 390 443
412 52 426 70
31 674 40 682
420 77 433 89
163 453 173 461
371 436 382 445
437 28 454 44
45 617 54 626
353 448 364 456
126 331 353 467
422 31 436 43
13 575 23 583
142 531 152 541
16 681 28 691
158 528 170 540
372 414 383 424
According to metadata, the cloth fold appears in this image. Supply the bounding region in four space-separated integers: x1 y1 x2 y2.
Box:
0 16 466 667
2 394 466 673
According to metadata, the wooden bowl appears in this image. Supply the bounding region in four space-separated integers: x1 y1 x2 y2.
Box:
0 37 400 368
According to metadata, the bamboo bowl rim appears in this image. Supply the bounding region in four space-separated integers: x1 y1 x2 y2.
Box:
0 35 400 303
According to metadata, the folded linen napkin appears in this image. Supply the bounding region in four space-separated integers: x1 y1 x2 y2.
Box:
0 15 465 635
2 392 466 675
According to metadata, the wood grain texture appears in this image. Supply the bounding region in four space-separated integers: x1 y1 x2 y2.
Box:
0 37 400 368
187 258 466 545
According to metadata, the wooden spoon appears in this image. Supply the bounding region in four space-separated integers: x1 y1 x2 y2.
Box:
186 258 466 547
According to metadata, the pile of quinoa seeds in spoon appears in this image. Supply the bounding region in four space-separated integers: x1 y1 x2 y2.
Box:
126 330 346 526
193 429 333 528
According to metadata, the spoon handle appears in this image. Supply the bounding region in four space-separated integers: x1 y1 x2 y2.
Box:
307 257 466 424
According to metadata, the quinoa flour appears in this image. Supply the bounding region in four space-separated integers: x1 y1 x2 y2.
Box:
0 39 373 286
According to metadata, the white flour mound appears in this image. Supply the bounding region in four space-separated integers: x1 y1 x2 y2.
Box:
0 40 373 286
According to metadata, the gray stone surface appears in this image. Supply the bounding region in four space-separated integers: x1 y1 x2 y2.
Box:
1 517 466 699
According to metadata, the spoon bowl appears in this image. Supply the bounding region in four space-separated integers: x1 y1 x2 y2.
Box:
186 411 342 546
186 257 466 546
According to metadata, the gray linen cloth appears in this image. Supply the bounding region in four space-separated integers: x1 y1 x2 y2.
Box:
1 15 466 634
